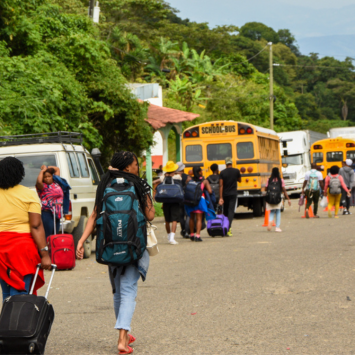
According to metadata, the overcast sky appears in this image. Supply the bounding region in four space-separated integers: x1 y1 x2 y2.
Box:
167 0 355 38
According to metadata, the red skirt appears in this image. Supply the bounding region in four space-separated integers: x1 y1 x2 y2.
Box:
0 231 44 294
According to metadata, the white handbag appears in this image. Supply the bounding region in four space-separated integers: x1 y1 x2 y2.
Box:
146 224 159 257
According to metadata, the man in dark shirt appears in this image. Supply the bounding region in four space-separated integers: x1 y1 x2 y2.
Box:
219 157 241 236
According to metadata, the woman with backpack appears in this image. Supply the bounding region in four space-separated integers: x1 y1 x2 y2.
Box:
264 167 291 232
76 151 155 355
184 166 214 242
324 165 351 218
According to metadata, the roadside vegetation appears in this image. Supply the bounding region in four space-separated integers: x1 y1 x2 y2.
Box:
1 0 354 162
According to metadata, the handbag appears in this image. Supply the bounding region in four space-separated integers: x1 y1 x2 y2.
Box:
146 223 159 257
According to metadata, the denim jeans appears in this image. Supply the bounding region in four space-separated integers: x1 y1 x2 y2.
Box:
42 210 60 238
0 274 33 301
269 209 281 228
112 265 141 332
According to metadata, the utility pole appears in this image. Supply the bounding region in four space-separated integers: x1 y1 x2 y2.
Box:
268 42 274 130
88 0 95 18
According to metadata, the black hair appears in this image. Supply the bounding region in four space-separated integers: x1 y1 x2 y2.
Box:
0 157 25 189
192 166 202 182
95 151 152 218
44 168 55 176
210 164 218 173
330 165 340 175
268 167 281 188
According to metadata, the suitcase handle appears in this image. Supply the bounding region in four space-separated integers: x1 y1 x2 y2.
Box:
52 203 64 235
29 264 57 299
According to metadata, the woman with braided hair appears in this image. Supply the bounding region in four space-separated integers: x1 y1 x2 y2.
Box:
76 151 155 355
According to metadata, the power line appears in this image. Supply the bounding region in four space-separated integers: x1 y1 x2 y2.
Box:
274 63 354 70
229 45 269 67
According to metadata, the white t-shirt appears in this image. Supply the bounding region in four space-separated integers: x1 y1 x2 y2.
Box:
304 169 323 181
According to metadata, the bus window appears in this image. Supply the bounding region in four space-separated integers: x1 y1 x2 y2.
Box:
326 151 343 162
313 152 323 163
207 143 232 161
237 142 254 159
185 145 202 162
346 151 355 160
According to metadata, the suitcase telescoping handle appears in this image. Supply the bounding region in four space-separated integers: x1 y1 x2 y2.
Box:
52 203 64 235
29 264 57 299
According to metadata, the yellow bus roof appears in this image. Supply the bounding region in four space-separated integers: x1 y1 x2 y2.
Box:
183 121 277 136
311 137 355 147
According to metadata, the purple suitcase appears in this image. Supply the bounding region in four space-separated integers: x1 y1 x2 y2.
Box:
207 214 229 237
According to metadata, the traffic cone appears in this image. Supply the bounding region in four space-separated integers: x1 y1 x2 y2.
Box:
262 209 276 227
302 205 315 218
323 196 329 212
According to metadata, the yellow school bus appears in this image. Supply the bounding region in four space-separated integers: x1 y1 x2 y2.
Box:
182 121 282 216
311 137 355 178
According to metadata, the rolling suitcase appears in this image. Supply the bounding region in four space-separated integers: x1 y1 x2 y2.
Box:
0 264 57 354
47 204 75 270
207 212 229 237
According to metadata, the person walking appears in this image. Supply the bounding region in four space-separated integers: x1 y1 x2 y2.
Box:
324 165 351 218
185 166 214 242
175 162 190 238
207 163 219 210
218 157 241 236
36 165 64 238
339 159 355 215
76 151 155 355
158 161 182 245
301 163 324 218
0 157 51 301
264 167 291 232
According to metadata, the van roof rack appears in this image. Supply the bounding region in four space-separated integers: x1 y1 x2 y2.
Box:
0 132 83 146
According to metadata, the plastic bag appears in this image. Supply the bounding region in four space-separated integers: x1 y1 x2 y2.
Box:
320 196 328 208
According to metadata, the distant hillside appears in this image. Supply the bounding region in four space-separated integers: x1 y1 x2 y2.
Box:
298 35 355 59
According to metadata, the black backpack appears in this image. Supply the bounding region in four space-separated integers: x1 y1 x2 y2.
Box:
184 180 203 206
207 175 220 200
266 179 282 205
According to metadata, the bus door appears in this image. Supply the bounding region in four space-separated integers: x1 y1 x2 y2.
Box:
205 141 233 177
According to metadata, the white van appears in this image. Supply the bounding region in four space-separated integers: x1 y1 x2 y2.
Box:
277 130 326 195
0 132 102 258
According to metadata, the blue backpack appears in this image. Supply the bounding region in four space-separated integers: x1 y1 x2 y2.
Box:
184 180 203 206
155 177 184 203
96 178 146 267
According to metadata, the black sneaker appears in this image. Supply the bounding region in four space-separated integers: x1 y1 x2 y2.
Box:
343 210 347 215
180 230 186 237
184 233 190 239
190 236 195 241
195 237 203 242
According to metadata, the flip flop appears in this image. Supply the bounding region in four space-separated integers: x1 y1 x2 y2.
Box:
128 334 136 345
119 345 133 355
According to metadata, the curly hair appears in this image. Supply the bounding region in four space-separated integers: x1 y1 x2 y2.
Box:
0 157 25 189
330 165 340 175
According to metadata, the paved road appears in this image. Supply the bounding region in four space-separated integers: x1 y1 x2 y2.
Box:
41 204 355 355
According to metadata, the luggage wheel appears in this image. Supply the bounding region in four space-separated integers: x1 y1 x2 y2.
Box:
29 343 35 353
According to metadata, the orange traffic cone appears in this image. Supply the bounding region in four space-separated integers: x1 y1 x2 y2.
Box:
302 205 315 218
262 209 276 227
323 196 329 212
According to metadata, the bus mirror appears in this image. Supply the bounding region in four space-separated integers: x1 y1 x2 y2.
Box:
282 163 288 168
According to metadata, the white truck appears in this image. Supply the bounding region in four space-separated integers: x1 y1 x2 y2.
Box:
329 127 355 140
277 130 326 195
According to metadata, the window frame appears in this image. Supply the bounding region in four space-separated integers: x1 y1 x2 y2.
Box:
207 143 232 161
312 152 323 163
185 145 203 162
326 151 343 163
236 141 254 160
88 158 100 185
66 151 80 178
77 152 90 178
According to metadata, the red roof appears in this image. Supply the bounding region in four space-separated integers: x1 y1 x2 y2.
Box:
144 103 200 130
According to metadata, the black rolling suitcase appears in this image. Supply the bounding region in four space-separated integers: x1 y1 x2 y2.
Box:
0 263 57 354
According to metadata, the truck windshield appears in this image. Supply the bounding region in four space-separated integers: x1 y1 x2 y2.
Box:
282 154 303 165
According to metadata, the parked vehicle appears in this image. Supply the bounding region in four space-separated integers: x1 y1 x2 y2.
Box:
182 121 282 217
0 132 102 258
277 130 326 195
329 127 355 141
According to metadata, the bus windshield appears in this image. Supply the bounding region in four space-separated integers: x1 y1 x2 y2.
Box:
282 154 303 165
326 151 343 162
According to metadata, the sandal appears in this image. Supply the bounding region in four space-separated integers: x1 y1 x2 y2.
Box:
313 215 320 218
128 334 136 345
119 345 133 354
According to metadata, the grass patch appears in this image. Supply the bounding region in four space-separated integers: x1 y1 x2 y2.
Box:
154 202 164 217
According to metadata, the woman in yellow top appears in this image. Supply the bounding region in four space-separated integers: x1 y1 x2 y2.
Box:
0 157 51 300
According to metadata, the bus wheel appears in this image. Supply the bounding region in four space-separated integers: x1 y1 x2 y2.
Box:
253 198 262 217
